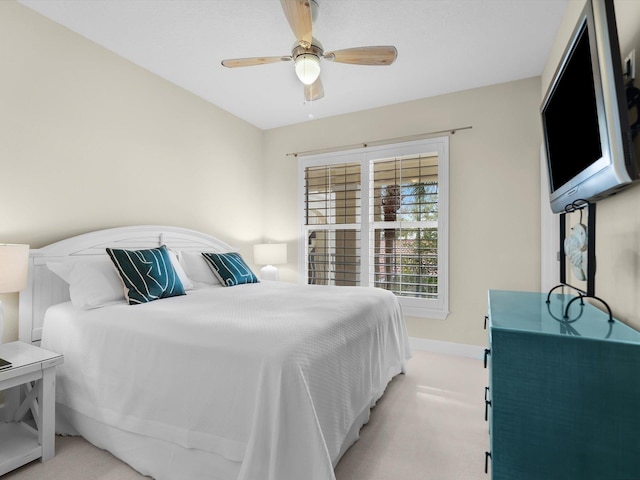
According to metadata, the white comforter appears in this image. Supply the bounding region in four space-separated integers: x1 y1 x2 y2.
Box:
42 282 410 480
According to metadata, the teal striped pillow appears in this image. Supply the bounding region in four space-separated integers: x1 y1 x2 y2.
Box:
201 252 259 287
106 245 185 304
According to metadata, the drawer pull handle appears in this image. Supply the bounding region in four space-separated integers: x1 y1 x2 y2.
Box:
485 451 492 474
484 315 488 330
484 348 491 368
485 399 492 421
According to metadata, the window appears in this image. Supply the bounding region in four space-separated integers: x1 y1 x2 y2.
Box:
299 138 449 318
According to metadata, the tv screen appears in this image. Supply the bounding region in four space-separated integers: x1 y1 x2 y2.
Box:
541 0 638 214
544 23 602 191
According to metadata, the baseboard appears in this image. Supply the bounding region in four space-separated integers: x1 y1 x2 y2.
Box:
409 337 485 359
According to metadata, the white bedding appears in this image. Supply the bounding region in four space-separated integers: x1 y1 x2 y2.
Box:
41 281 410 480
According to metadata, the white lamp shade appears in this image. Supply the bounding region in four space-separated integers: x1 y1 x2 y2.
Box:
253 243 287 266
0 244 29 293
294 54 321 85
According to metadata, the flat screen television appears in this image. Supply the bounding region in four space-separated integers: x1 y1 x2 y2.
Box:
541 0 638 214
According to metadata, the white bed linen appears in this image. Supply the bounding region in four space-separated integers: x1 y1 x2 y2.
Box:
42 281 410 480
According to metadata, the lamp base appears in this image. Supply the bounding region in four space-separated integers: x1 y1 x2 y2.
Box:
260 265 279 281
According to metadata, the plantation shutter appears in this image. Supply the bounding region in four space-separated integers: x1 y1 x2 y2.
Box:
304 162 362 286
370 154 439 298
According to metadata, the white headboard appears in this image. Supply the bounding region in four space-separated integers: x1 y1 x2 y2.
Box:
19 225 236 345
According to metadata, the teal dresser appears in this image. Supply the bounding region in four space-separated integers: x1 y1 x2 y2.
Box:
485 290 640 479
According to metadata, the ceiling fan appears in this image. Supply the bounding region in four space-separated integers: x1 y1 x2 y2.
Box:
221 0 398 101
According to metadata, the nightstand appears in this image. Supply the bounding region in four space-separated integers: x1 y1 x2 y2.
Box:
0 341 64 475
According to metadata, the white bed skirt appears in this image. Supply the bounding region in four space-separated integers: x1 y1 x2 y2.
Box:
56 382 386 480
57 403 243 480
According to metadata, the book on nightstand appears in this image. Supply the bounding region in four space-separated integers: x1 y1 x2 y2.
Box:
0 358 11 370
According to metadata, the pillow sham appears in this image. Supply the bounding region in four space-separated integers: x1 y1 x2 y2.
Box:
201 252 259 287
167 249 194 291
47 257 125 310
178 250 221 286
106 245 185 305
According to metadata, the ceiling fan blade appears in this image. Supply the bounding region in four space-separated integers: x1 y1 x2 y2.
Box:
221 56 292 68
304 77 324 101
280 0 313 48
324 46 398 65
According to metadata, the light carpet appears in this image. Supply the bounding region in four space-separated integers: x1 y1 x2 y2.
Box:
5 350 489 480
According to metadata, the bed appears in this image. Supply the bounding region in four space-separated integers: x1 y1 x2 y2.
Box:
18 225 411 480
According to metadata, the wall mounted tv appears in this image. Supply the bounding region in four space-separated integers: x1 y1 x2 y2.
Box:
542 0 638 214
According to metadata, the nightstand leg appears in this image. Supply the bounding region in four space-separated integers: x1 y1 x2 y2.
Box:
39 367 56 461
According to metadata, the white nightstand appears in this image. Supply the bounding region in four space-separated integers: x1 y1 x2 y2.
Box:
0 341 64 476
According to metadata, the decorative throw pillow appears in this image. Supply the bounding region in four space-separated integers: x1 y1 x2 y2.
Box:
106 245 185 304
201 252 259 287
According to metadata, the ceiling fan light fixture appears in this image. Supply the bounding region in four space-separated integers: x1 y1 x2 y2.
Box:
295 54 320 85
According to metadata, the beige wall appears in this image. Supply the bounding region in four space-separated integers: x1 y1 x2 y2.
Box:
263 77 543 347
0 2 265 341
3 1 546 348
541 0 640 330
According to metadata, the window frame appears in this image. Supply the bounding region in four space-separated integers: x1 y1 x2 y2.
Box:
298 137 449 319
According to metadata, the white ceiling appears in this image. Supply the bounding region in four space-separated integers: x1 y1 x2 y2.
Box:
17 0 569 130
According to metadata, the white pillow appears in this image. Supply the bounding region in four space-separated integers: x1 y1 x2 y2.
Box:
178 251 221 286
47 257 125 309
167 249 194 291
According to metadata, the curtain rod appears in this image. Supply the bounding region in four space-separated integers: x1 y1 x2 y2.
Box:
286 126 472 158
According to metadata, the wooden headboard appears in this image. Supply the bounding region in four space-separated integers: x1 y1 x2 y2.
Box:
18 225 236 345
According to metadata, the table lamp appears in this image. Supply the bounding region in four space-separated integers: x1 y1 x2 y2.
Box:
253 243 287 281
0 244 30 343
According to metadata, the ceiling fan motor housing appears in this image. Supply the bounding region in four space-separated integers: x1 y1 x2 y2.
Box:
292 40 323 61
